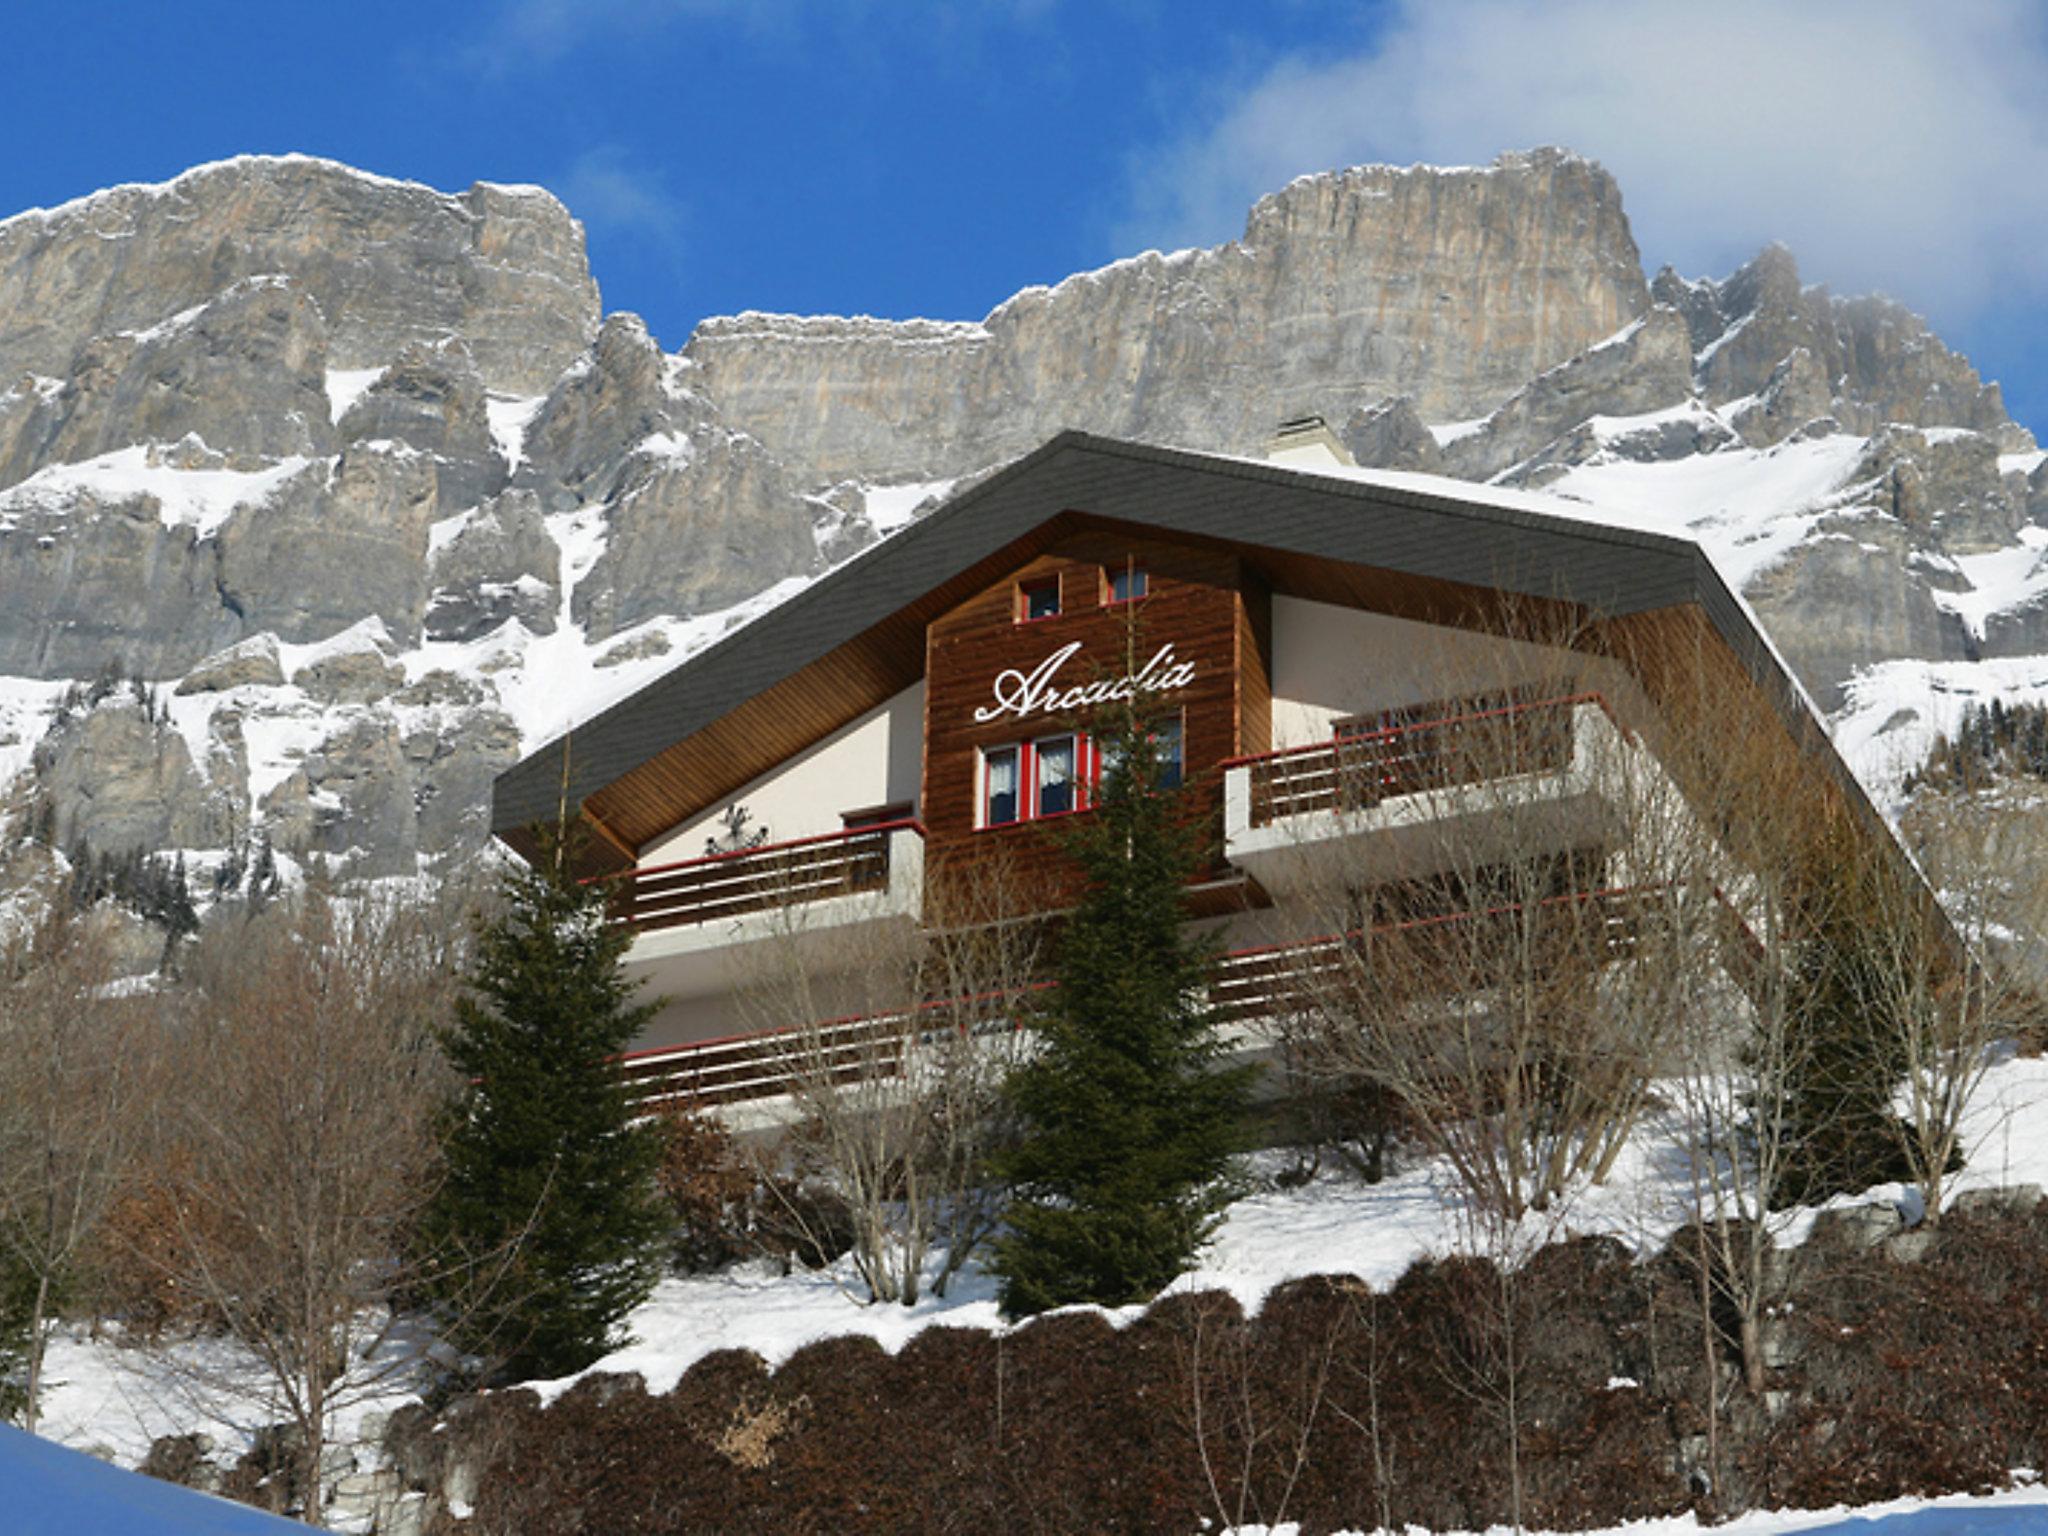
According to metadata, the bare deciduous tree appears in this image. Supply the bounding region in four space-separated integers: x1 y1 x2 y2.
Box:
142 888 463 1524
733 847 1042 1304
1263 614 1702 1221
1646 655 1904 1485
0 895 146 1432
1876 785 2048 1219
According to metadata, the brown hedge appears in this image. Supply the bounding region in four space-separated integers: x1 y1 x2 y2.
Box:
450 1199 2048 1536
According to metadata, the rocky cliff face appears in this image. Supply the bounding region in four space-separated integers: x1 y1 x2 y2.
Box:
0 156 598 397
684 148 1649 485
0 148 2041 927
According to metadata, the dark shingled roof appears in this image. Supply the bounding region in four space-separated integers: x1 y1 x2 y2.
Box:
492 429 1832 840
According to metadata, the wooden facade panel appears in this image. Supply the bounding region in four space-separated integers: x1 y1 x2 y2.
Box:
1236 572 1274 760
922 530 1256 908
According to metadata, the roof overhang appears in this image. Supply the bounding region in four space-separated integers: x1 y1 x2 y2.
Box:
491 431 1870 887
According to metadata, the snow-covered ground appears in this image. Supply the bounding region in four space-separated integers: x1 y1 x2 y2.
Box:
29 1048 2045 1524
36 1315 433 1471
1226 1483 2048 1536
519 1051 2048 1403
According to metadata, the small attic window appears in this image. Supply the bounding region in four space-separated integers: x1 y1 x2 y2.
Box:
1107 566 1148 604
1018 576 1061 622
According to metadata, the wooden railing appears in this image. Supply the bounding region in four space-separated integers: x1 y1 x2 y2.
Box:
597 820 922 936
618 884 1669 1109
1222 692 1591 829
1205 884 1666 1024
619 1012 914 1108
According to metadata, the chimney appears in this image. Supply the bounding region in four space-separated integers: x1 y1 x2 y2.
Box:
1263 415 1356 471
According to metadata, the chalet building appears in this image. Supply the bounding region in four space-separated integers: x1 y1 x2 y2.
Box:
491 426 1904 1116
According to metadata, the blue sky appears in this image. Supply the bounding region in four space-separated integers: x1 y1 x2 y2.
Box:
7 1 2048 438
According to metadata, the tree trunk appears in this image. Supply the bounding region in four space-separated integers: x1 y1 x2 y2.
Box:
22 1268 52 1436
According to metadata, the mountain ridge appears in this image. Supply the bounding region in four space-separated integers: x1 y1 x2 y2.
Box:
0 145 2041 943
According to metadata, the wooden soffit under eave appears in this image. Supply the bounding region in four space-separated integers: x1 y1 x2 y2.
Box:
1588 600 1871 851
573 512 1094 860
578 516 1600 865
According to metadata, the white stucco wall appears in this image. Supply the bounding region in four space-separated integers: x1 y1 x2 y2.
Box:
640 680 926 864
1268 596 1579 749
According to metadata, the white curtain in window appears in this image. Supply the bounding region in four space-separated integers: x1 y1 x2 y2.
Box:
986 748 1019 823
1037 736 1075 814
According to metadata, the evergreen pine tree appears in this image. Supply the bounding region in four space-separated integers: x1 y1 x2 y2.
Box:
421 824 668 1380
1764 835 1919 1207
0 1253 31 1423
993 706 1255 1318
248 831 279 910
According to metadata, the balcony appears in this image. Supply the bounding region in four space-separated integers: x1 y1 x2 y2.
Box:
1221 693 1631 897
602 820 926 1005
617 885 1669 1114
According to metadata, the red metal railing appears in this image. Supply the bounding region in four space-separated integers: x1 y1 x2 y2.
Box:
619 884 1670 1110
1220 692 1600 829
596 820 924 935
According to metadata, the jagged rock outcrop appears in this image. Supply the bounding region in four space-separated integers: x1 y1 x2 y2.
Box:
1496 400 1738 490
254 680 522 875
571 427 819 640
520 313 822 639
520 314 686 510
1746 518 1967 710
1726 346 1835 448
1686 244 2015 442
1339 397 1443 473
32 695 232 855
395 675 522 855
338 337 506 512
1441 305 1695 480
1848 426 2029 556
291 635 407 705
426 490 561 642
686 148 1650 484
0 156 598 396
260 713 418 877
216 445 435 648
0 487 244 678
175 635 286 694
0 274 335 488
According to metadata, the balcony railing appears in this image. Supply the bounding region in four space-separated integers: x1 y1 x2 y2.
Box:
1222 692 1595 830
1207 884 1667 1023
618 884 1669 1110
599 820 924 936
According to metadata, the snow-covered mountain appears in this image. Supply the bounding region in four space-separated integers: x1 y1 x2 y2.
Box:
1 148 2043 931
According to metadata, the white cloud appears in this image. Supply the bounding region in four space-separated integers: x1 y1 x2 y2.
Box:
1125 0 2048 319
555 146 686 261
487 0 751 66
